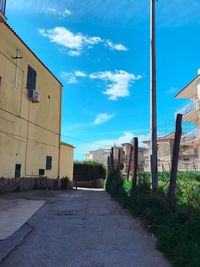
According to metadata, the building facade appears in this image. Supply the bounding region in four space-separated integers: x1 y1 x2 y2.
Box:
175 69 200 170
144 132 198 172
122 143 146 173
0 18 74 179
85 143 146 174
85 149 110 167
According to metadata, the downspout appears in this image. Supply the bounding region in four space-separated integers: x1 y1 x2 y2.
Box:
58 83 63 179
24 100 31 176
24 93 38 177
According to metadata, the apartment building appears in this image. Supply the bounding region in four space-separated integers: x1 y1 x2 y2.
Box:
84 148 111 167
122 143 146 173
85 143 146 174
175 69 200 170
0 4 74 179
144 132 198 172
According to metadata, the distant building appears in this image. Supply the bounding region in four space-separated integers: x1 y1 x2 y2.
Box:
143 132 198 172
85 149 111 167
85 143 147 173
122 143 147 173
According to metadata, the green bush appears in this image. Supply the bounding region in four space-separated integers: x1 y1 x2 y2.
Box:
60 176 69 190
74 161 106 182
106 172 200 267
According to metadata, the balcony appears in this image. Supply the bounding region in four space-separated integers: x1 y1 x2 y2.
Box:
0 0 6 22
176 100 199 122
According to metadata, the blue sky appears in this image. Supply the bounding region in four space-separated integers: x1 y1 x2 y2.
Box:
6 0 200 159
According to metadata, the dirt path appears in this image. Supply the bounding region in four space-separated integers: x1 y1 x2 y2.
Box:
0 189 170 267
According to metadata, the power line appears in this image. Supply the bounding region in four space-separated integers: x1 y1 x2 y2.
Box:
0 129 59 149
61 134 114 147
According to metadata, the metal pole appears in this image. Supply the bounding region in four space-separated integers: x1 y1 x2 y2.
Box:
150 0 158 191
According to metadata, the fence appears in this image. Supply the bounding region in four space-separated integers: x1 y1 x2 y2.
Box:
108 112 200 180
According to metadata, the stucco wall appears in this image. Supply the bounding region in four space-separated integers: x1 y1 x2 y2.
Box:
59 143 74 181
0 23 63 178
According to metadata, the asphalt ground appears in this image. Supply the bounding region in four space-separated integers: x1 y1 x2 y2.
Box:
0 189 170 267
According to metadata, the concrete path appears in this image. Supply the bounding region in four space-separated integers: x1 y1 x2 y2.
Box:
0 199 44 240
0 189 170 267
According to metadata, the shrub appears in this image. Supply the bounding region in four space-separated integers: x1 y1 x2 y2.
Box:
106 172 200 267
60 177 69 190
74 161 106 182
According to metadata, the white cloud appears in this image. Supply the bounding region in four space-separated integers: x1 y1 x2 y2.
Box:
166 87 179 94
39 26 127 56
89 70 142 100
106 41 128 51
67 50 81 57
61 70 142 100
94 113 115 125
39 27 84 50
74 71 87 77
60 72 78 84
63 9 71 16
39 27 102 56
46 7 71 17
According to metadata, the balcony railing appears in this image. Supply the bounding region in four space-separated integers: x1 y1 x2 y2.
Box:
0 0 6 15
176 100 196 116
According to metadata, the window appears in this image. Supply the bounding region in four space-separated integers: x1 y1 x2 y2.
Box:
39 169 45 176
26 65 37 92
46 156 52 170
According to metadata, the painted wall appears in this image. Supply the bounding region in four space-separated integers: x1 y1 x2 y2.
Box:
0 22 74 178
59 143 74 181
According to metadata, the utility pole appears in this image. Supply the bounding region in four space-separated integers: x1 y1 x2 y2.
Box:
150 0 158 191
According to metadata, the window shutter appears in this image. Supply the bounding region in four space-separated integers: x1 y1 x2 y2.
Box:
46 156 52 170
27 65 37 91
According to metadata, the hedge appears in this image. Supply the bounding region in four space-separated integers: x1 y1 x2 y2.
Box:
73 161 106 182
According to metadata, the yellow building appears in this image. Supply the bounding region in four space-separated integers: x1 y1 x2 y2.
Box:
0 7 74 181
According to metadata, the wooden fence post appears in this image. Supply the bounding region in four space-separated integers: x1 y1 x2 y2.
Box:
193 161 196 172
110 147 114 174
117 149 121 173
162 163 165 172
107 156 110 175
133 137 138 187
167 114 182 208
127 146 133 180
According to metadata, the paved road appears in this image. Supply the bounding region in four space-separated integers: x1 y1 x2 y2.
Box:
0 189 170 267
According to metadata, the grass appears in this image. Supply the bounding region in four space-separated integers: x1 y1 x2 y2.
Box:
105 172 200 267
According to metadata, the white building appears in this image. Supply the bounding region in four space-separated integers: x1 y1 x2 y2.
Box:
84 149 111 167
175 69 200 170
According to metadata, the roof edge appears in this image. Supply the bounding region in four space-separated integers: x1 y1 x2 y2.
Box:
61 142 75 148
3 22 63 87
175 73 200 98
